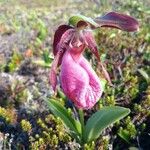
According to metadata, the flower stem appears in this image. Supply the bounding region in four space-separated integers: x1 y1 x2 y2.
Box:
78 109 85 144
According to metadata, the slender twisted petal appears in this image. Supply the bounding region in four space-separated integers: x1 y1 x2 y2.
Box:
49 27 75 91
53 25 73 56
49 50 61 92
83 30 112 85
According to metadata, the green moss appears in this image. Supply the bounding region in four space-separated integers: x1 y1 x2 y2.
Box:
30 114 72 149
0 107 16 123
97 136 110 150
21 119 32 132
118 116 137 142
105 95 115 106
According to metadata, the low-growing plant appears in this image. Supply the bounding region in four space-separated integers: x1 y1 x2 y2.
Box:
0 107 16 124
5 50 23 72
48 12 139 148
21 119 32 133
48 99 130 148
30 114 72 149
0 75 29 107
118 116 137 143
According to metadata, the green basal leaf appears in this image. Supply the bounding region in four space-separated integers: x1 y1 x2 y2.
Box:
47 99 82 142
69 14 98 28
83 106 130 143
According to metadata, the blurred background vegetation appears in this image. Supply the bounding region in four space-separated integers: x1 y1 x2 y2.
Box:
0 0 150 149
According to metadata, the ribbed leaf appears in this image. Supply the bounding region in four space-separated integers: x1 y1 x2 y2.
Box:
84 106 130 143
69 14 98 28
47 99 81 141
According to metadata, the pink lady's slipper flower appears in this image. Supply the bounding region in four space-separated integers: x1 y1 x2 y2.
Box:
49 12 139 109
